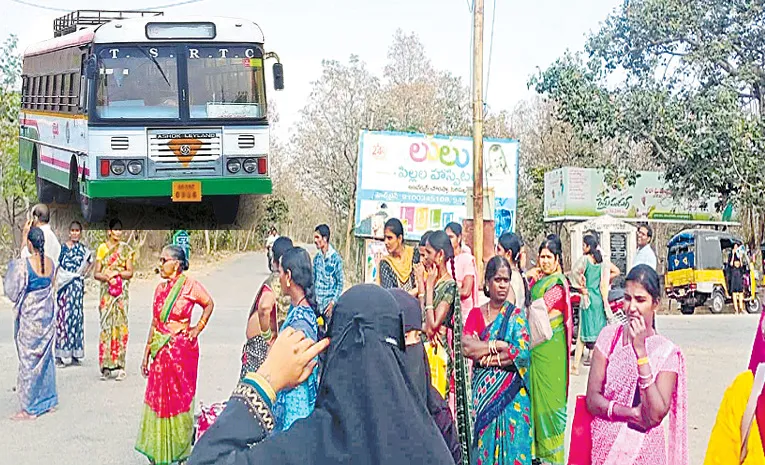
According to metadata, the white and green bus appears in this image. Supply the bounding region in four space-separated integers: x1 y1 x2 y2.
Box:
19 10 283 223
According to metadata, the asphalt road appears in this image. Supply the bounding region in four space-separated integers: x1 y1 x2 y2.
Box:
0 249 759 464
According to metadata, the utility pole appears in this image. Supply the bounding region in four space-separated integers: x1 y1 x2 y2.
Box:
472 0 485 281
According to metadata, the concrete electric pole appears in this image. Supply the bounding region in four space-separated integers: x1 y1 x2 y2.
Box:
472 0 485 281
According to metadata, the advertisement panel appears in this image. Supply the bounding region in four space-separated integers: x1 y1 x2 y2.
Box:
354 131 519 240
544 167 737 224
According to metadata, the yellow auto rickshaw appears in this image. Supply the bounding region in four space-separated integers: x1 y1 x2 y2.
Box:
665 229 760 314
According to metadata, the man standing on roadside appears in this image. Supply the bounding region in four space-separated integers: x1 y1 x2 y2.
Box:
313 224 343 330
632 223 657 271
22 204 61 264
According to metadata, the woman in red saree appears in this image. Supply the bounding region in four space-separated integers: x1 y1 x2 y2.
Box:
585 265 687 465
136 245 215 465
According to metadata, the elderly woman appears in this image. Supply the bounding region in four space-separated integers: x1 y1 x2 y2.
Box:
135 245 214 465
188 284 455 465
586 265 687 465
4 227 58 420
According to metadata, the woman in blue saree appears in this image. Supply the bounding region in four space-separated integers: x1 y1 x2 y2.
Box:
463 256 532 465
4 226 58 420
274 247 319 431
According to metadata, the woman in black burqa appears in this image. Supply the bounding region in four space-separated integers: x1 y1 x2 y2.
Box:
189 284 454 465
389 288 463 464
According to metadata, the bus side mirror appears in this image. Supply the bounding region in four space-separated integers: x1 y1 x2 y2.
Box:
273 63 284 90
85 56 98 80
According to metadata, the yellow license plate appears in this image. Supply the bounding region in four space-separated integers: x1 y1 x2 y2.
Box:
172 181 202 202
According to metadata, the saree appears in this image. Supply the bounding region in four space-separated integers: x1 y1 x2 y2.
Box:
272 303 319 431
591 324 688 465
56 242 91 363
241 272 291 379
705 310 765 465
379 245 416 291
529 273 573 465
465 302 532 465
432 278 474 465
97 241 133 371
4 258 58 416
136 274 212 465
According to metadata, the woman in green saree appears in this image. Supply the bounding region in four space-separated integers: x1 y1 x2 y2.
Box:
526 235 573 465
420 230 473 465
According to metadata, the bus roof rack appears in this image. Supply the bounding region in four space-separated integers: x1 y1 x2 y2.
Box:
53 10 164 37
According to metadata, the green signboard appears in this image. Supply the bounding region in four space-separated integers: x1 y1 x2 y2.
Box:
172 230 190 259
543 167 737 224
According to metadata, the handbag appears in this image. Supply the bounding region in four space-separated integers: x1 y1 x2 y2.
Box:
566 326 624 465
425 339 449 399
529 298 553 349
108 275 123 297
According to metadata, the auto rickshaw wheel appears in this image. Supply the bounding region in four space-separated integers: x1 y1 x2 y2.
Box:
709 289 726 314
747 298 761 314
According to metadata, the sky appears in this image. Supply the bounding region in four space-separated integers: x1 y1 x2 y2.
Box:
2 0 623 137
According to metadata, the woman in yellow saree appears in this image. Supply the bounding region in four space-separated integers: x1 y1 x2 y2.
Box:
704 309 765 464
94 219 134 381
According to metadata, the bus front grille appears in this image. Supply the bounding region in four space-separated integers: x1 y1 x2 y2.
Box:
147 128 223 177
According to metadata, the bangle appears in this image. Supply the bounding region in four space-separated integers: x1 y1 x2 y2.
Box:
418 293 425 299
637 357 650 366
638 373 652 380
639 378 655 390
261 327 272 342
607 400 616 420
425 305 434 311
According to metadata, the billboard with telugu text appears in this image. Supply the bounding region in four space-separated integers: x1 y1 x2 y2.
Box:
543 167 738 224
354 131 519 240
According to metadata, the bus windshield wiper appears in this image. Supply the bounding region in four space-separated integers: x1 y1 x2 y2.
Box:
137 46 171 87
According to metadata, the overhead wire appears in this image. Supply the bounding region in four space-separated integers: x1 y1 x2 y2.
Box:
484 0 497 112
10 0 207 12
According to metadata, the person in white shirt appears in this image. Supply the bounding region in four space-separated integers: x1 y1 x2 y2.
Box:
21 204 61 266
632 223 657 271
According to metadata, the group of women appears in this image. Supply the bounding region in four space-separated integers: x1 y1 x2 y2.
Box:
5 216 695 465
375 219 573 465
4 218 136 420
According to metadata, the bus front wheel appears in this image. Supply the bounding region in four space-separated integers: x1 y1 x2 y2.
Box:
211 195 240 224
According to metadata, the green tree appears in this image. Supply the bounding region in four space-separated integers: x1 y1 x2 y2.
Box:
532 0 765 248
0 34 35 256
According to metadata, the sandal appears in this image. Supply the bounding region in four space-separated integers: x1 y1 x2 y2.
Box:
100 369 111 381
115 369 127 381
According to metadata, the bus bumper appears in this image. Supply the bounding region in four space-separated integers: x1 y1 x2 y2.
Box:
83 177 272 199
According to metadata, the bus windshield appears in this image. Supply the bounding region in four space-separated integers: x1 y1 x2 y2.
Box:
95 45 180 119
187 46 267 119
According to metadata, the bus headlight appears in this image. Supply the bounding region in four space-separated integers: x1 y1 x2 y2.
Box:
242 158 257 173
111 160 126 175
127 160 143 175
227 159 241 173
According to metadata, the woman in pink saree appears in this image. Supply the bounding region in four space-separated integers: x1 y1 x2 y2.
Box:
585 264 688 465
136 245 215 465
